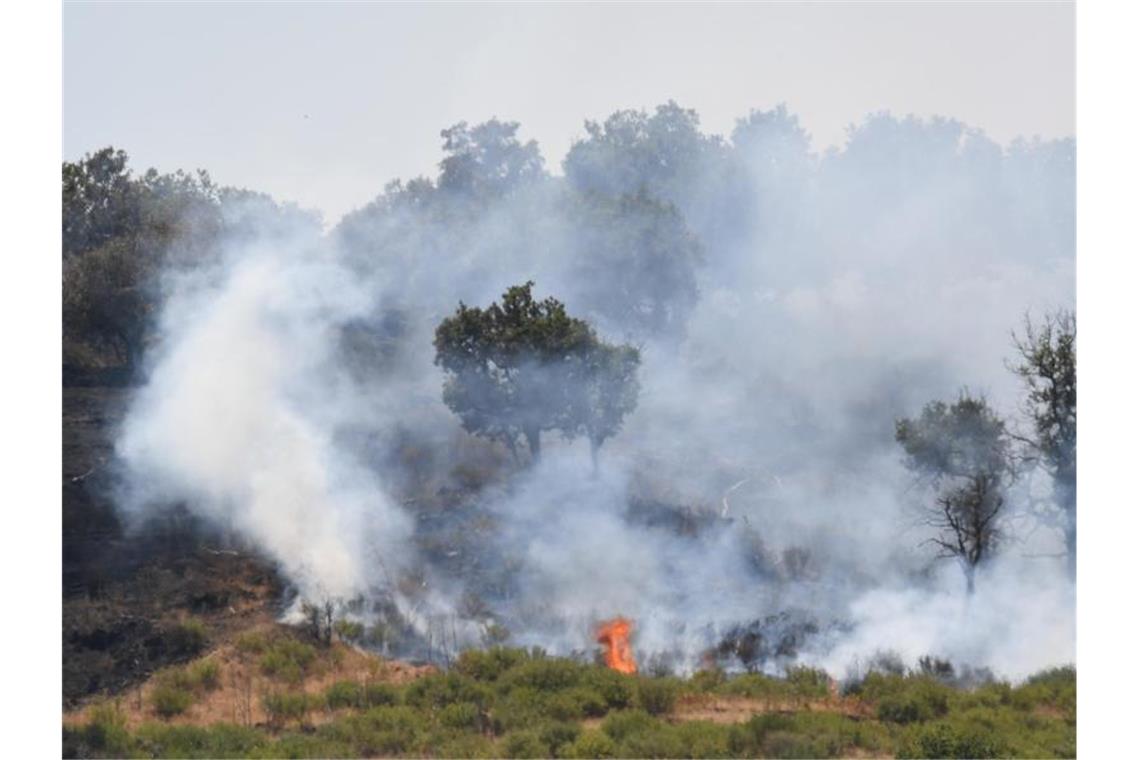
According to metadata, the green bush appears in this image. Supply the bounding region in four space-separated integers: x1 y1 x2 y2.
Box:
501 658 586 693
259 638 317 684
151 683 194 718
326 680 365 710
503 729 550 758
406 672 492 711
134 723 269 758
439 701 483 731
236 630 270 655
537 720 581 755
167 618 208 657
262 691 313 724
727 713 795 755
560 686 610 719
672 721 730 759
636 677 679 716
600 709 657 742
558 729 616 759
75 701 133 756
580 667 635 710
785 665 832 699
438 733 498 758
457 646 532 682
185 659 221 691
335 619 366 642
364 681 401 708
899 720 1008 759
687 667 727 692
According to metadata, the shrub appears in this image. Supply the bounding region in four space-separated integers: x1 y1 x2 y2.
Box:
600 709 657 742
438 733 498 758
185 659 221 691
236 630 270 655
167 618 208 657
580 667 635 709
503 730 549 758
501 658 585 693
77 701 132 756
405 672 492 710
263 691 313 725
334 619 366 642
259 638 317 684
326 680 365 710
133 723 268 757
547 687 608 720
558 729 616 759
151 683 194 718
439 701 483 731
364 682 401 708
785 665 832 699
636 677 679 716
672 721 730 759
687 667 727 692
537 720 581 755
899 720 1008 759
457 646 532 682
727 713 795 755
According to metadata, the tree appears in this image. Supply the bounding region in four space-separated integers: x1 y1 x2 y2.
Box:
63 147 144 257
438 119 547 200
433 282 639 463
896 393 1012 593
564 190 702 341
1009 310 1076 578
62 238 156 369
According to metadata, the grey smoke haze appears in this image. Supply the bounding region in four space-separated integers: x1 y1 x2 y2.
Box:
64 1 1074 224
114 103 1074 680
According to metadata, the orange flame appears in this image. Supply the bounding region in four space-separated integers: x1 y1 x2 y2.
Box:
596 617 637 674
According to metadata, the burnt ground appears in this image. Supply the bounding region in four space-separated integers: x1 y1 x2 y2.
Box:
62 382 284 709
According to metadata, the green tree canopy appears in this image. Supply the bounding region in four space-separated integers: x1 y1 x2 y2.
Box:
433 282 639 464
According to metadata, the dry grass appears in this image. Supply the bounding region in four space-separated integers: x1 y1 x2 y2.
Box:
64 623 436 731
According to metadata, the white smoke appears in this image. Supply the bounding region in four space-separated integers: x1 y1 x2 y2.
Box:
112 106 1075 680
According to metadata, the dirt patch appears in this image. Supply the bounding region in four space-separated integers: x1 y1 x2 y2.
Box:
668 692 874 724
64 627 437 730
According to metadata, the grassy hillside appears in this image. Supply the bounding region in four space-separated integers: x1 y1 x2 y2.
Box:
64 627 1075 759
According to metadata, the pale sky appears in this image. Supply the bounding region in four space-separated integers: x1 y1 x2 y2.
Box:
64 1 1075 224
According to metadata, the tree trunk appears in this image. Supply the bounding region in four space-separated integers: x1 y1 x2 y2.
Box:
1064 522 1076 580
589 437 600 478
525 427 541 462
964 563 976 596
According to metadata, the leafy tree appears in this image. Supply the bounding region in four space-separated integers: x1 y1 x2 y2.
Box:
564 191 702 341
434 282 639 463
62 147 140 256
1009 310 1076 577
438 119 547 199
62 238 157 369
896 393 1011 593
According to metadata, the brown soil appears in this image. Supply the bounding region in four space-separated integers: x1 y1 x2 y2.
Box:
64 626 437 730
668 691 875 724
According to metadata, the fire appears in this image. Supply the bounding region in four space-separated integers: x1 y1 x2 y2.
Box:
596 617 637 674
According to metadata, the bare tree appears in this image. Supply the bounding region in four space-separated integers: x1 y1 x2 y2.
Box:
925 473 1004 594
897 392 1011 593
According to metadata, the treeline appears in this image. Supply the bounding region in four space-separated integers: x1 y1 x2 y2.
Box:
63 102 1073 376
62 148 316 374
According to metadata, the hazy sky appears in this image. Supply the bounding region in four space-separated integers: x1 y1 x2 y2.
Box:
64 1 1074 224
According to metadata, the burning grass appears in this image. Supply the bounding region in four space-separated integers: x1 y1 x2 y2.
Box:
63 637 1076 759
